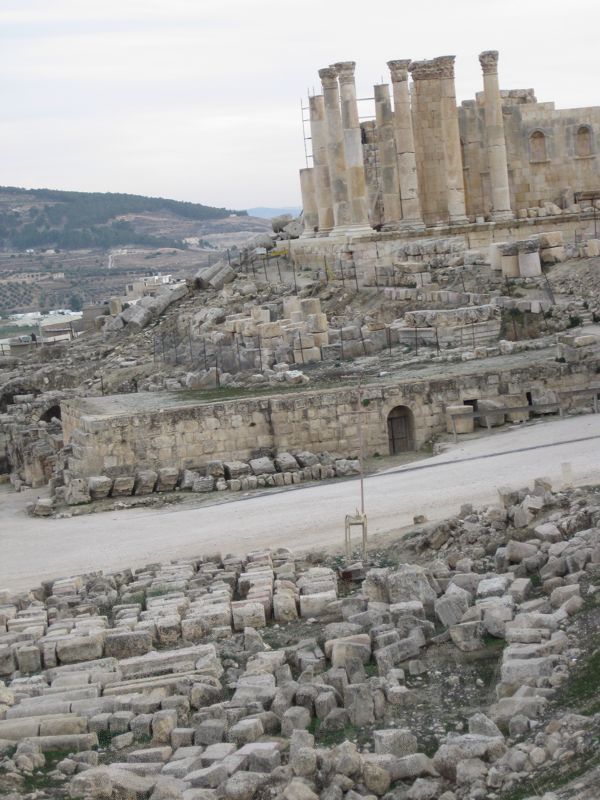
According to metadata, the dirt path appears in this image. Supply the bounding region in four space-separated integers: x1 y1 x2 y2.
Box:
1 414 599 593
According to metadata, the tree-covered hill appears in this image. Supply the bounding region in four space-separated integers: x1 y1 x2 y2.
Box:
0 186 247 250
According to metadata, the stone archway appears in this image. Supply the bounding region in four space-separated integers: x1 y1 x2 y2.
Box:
387 405 415 455
40 404 62 423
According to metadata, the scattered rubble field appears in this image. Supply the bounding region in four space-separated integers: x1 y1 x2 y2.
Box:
1 481 599 800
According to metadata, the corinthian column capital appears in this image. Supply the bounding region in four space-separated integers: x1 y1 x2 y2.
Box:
387 59 411 83
332 61 356 84
479 50 499 75
318 66 338 89
434 55 456 79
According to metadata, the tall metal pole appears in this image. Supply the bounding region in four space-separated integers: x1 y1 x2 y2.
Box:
357 378 365 515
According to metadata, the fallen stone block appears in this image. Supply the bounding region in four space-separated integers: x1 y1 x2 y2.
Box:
231 602 266 632
111 476 135 497
56 634 105 665
66 479 91 506
299 591 337 618
134 470 158 496
449 621 483 652
104 630 153 659
87 476 113 501
23 732 99 752
374 728 417 757
156 467 180 492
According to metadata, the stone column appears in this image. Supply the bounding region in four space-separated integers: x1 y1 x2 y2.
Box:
308 94 334 235
374 83 402 229
409 58 447 226
436 56 468 225
299 168 319 238
319 66 351 235
333 61 372 234
479 50 513 221
387 60 424 229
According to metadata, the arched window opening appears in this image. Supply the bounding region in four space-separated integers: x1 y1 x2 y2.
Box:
530 130 548 163
575 125 593 158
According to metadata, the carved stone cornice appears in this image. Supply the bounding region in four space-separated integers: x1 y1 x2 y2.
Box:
387 59 412 83
479 50 499 75
319 67 339 89
333 61 356 84
409 55 455 81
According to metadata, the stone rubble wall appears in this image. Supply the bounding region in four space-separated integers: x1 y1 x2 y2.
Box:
0 391 71 488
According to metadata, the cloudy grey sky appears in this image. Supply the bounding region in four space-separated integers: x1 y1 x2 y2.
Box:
1 0 597 211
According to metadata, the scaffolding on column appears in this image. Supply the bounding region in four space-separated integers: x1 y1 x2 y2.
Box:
300 94 314 169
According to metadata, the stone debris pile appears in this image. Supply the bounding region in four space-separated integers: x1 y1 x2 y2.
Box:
223 297 330 367
32 451 362 516
104 285 189 334
2 481 600 799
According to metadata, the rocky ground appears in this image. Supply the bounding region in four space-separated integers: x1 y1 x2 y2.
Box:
0 480 598 800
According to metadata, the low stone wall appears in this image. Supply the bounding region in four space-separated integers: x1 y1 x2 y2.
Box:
62 356 600 480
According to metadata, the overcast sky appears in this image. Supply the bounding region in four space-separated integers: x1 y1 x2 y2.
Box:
1 0 598 211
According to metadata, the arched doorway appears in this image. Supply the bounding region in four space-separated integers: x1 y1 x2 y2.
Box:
387 406 414 455
40 404 61 423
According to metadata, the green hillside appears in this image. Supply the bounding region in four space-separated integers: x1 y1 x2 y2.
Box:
0 186 247 250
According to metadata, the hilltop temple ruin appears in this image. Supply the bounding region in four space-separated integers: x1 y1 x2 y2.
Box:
296 51 600 238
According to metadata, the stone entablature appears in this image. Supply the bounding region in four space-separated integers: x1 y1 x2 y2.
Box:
62 357 600 480
409 55 456 81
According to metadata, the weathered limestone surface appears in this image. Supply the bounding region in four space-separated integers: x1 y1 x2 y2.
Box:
319 66 351 234
374 82 402 229
479 50 512 221
388 60 424 228
334 61 371 234
308 94 334 235
299 168 318 238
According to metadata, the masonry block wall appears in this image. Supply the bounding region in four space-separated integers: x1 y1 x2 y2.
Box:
460 92 600 218
62 358 600 480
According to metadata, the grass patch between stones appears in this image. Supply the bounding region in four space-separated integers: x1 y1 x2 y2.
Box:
21 750 71 794
555 634 600 716
499 747 600 800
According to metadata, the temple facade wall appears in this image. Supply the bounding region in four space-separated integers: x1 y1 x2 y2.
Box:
62 359 599 479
